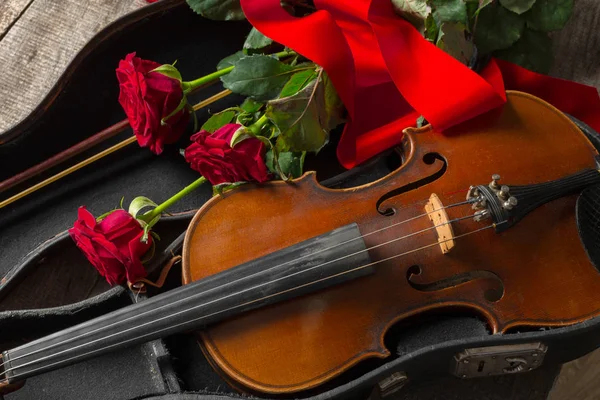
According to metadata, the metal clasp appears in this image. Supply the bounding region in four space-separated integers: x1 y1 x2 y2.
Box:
452 343 547 378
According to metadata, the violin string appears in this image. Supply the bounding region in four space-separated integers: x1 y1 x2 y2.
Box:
0 197 474 372
5 222 500 382
4 212 474 376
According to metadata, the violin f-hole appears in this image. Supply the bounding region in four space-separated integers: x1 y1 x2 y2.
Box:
376 152 447 216
406 265 504 302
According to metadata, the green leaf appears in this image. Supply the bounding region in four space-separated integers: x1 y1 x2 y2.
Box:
494 28 553 73
240 98 264 113
475 3 525 53
416 115 427 128
526 0 573 32
186 0 245 20
266 150 306 179
267 76 329 153
499 0 537 15
424 14 439 42
161 94 188 125
279 69 318 98
431 0 467 25
212 181 247 196
151 64 182 81
200 110 236 133
221 55 301 101
322 72 345 131
96 208 119 222
217 51 244 70
437 23 474 65
466 0 492 22
391 0 431 31
243 27 274 53
128 196 158 220
230 126 254 147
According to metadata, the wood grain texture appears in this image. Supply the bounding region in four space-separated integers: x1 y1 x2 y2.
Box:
182 92 600 394
549 0 600 90
0 0 148 132
549 349 600 400
0 0 32 38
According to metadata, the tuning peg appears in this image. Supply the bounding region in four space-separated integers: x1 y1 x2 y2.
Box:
498 185 510 200
503 196 518 210
489 174 501 190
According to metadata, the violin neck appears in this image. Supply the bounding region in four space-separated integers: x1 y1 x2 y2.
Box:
1 223 371 385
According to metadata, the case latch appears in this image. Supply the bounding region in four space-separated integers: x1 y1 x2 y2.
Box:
452 342 547 378
369 371 408 399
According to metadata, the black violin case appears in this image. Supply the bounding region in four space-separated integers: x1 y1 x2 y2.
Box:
1 2 600 399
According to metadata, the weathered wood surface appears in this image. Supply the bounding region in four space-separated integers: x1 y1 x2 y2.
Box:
0 0 148 133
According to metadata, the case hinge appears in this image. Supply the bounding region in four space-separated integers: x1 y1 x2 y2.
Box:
452 342 547 378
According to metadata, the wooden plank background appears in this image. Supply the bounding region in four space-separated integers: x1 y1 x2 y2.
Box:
0 0 148 132
0 0 599 399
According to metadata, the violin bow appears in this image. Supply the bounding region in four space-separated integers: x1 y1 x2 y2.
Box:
0 89 232 210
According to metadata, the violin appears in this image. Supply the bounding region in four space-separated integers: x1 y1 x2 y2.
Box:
2 91 600 396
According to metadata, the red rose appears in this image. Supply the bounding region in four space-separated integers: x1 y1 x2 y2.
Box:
116 52 189 155
184 124 270 185
68 207 152 285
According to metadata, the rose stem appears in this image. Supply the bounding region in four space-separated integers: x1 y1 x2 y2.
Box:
0 90 231 210
0 50 296 197
142 177 207 223
182 49 295 91
140 115 271 221
248 115 269 135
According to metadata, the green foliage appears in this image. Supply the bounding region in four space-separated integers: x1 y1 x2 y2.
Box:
186 0 245 20
220 54 298 101
475 3 525 53
151 64 182 81
495 28 553 73
527 0 573 32
266 71 345 153
279 69 318 98
201 110 236 133
240 98 264 113
243 28 274 53
424 14 439 42
322 73 345 132
128 196 159 219
217 51 244 70
266 150 306 179
437 23 474 64
430 0 467 25
391 0 431 31
267 79 329 153
390 0 570 71
499 0 536 15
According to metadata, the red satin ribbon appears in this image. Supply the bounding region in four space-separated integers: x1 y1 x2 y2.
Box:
240 0 600 168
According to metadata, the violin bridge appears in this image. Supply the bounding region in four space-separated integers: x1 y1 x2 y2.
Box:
425 193 455 254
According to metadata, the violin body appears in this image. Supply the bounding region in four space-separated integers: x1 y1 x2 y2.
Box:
183 91 600 394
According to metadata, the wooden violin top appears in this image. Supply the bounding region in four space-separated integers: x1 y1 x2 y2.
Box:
183 91 600 394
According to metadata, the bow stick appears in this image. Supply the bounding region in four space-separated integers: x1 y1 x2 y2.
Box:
0 89 232 210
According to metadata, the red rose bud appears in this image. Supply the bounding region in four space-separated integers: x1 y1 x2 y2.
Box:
184 124 270 185
68 207 152 285
116 52 189 155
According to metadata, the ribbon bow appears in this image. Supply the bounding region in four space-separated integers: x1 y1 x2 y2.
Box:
241 0 600 168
